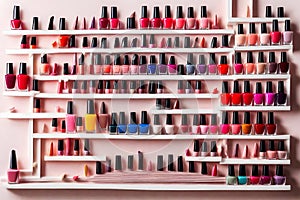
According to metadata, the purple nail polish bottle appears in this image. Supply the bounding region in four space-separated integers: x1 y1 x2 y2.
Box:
276 81 287 106
265 81 275 106
260 165 271 185
197 54 207 75
267 52 278 74
273 165 286 185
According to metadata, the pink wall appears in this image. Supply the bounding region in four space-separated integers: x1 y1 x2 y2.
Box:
0 0 300 199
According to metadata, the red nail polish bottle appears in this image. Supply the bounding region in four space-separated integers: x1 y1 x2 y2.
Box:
266 112 277 135
17 63 29 91
5 63 16 91
243 81 253 106
11 5 22 30
250 165 260 185
20 35 28 49
151 7 161 29
175 6 185 30
110 7 119 30
139 6 149 29
231 81 242 106
234 52 243 74
254 112 265 135
99 6 109 29
271 19 281 45
163 5 173 29
218 56 229 75
221 81 231 106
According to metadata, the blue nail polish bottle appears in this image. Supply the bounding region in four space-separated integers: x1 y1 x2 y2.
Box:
108 112 117 135
186 53 195 75
238 164 248 185
117 112 127 134
147 55 157 75
139 111 149 135
128 112 138 134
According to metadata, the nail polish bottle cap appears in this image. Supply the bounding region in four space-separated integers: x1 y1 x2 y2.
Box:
247 52 253 63
276 165 284 176
184 37 191 48
113 54 121 65
138 80 145 89
67 101 74 114
201 162 208 175
165 98 171 109
166 38 172 48
149 55 156 64
139 55 147 65
130 80 136 89
262 165 269 176
48 16 54 30
261 23 267 34
174 37 180 48
189 161 195 172
200 114 207 125
239 165 246 176
21 35 27 45
210 37 217 48
251 165 259 176
272 19 279 32
260 140 266 152
265 6 272 17
176 6 183 18
74 139 79 151
192 114 199 125
121 37 128 47
130 112 137 124
78 53 85 65
141 6 148 18
237 24 244 34
198 55 205 65
220 56 227 65
41 54 48 64
278 81 285 93
233 80 239 93
244 112 250 124
166 114 173 125
201 6 207 18
96 161 102 174
112 80 118 89
244 80 251 93
93 54 101 65
82 37 88 47
58 140 64 151
105 80 110 89
256 112 263 124
256 82 262 93
235 52 242 64
111 6 118 19
127 17 136 29
137 151 143 170
209 53 216 65
187 7 194 18
281 52 288 63
269 140 275 151
10 149 18 169
177 156 183 172
117 111 125 124
186 80 192 89
97 80 103 90
115 155 122 170
141 34 147 47
168 154 174 171
249 23 256 34
63 63 69 75
52 118 58 127
111 112 117 125
127 155 134 170
32 17 39 30
187 53 193 64
90 37 97 48
158 53 166 65
13 5 20 20
157 155 163 171
131 54 138 65
165 5 171 18
31 37 37 46
266 81 273 93
76 117 82 126
86 99 95 114
97 102 105 114
176 80 184 90
34 99 40 109
201 141 207 152
222 111 228 124
141 111 148 124
211 114 217 125
59 18 66 30
177 65 185 75
154 114 160 125
228 165 235 176
61 120 66 130
101 6 108 18
278 141 285 151
68 35 76 48
211 141 217 152
106 159 112 172
103 55 110 65
278 7 284 17
195 80 202 90
222 35 229 47
19 63 27 75
258 52 264 63
6 63 13 75
153 6 160 18
285 20 291 31
232 111 239 124
148 81 155 94
222 81 229 93
181 114 188 125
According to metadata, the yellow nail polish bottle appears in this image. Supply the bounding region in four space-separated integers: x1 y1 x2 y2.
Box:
85 99 97 132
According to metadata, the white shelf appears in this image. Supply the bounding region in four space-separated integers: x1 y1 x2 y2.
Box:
3 183 291 190
32 133 290 140
220 158 290 165
219 106 291 111
150 109 217 114
44 156 106 162
234 45 293 52
3 91 40 97
228 17 291 24
185 156 222 162
3 29 235 36
0 113 66 119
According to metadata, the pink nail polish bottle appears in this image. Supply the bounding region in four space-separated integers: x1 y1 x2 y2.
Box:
208 53 217 75
122 55 130 75
178 80 184 94
283 20 293 45
254 82 264 106
235 24 246 46
7 150 19 184
191 114 200 134
199 114 209 134
234 52 243 74
199 6 209 29
57 140 64 156
209 114 218 134
186 7 196 29
110 7 119 30
259 140 266 159
265 81 275 106
66 101 76 133
175 6 185 30
277 141 287 159
260 23 270 45
210 141 217 156
220 112 230 134
267 140 277 159
201 142 208 156
231 111 241 135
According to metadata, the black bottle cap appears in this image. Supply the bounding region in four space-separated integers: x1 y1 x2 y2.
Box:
278 81 285 93
166 114 173 125
179 114 187 125
272 20 279 32
256 112 263 124
130 80 136 89
48 16 54 30
69 35 76 48
115 155 122 170
278 141 285 151
196 81 202 90
222 35 229 47
247 52 253 63
91 37 98 48
13 5 20 20
148 81 155 94
209 53 216 65
211 114 217 125
193 140 200 152
186 80 192 89
67 101 73 114
101 38 107 48
99 102 106 114
131 54 138 65
192 114 199 125
97 80 103 90
165 5 171 18
111 7 118 19
211 37 217 48
112 80 117 89
121 37 128 47
122 55 129 65
104 55 110 65
256 82 262 93
269 140 275 151
140 55 148 65
82 81 87 90
258 52 264 63
10 150 18 169
96 161 102 174
118 111 126 124
211 141 217 152
187 7 194 18
130 112 137 124
149 55 156 64
268 112 275 124
239 165 246 176
201 162 207 175
58 140 64 151
59 18 66 30
266 6 272 17
159 53 166 65
157 155 164 171
79 54 84 65
63 63 69 75
232 111 239 124
237 24 244 34
262 165 269 176
252 165 259 176
52 118 58 127
266 81 273 93
94 54 101 65
174 37 180 48
187 53 193 64
21 35 27 45
141 111 148 124
165 99 171 109
281 52 288 63
105 80 110 89
244 81 251 93
233 80 239 93
189 161 195 173
260 140 266 152
278 7 284 17
269 52 275 63
276 165 284 176
106 159 112 172
127 155 134 170
177 156 183 172
114 54 121 65
32 17 39 30
177 65 185 75
111 112 117 125
141 6 148 18
285 20 291 31
127 17 136 29
74 139 79 151
235 52 242 64
201 141 208 152
6 63 13 75
86 99 95 114
31 37 37 46
244 112 250 124
176 6 183 18
153 6 160 18
222 112 228 124
167 154 174 171
249 23 256 34
261 23 267 34
201 6 207 18
200 114 207 125
41 54 48 64
137 151 144 170
228 165 235 176
19 62 27 75
220 56 227 65
101 6 108 18
184 37 191 48
76 117 82 127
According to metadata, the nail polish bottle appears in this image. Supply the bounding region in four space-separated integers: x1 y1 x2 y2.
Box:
168 154 174 171
105 81 111 94
126 13 136 30
192 140 199 156
148 81 155 94
186 7 196 29
20 35 28 49
157 53 167 75
199 6 209 29
277 141 287 160
276 81 287 106
186 53 195 75
283 20 293 45
110 7 119 29
218 55 229 75
208 53 217 75
5 63 16 91
231 111 241 135
167 56 177 75
191 114 200 134
165 99 171 110
195 81 202 94
147 55 157 75
267 140 277 159
68 35 76 48
57 18 69 48
33 99 40 113
83 139 90 155
210 141 217 156
82 37 88 48
278 6 284 17
97 80 103 94
99 6 109 29
250 165 260 185
103 55 111 75
139 55 147 75
29 37 37 49
210 114 218 134
121 37 128 48
180 114 189 134
177 156 184 172
117 112 127 134
165 114 175 134
254 82 264 106
73 139 79 156
243 80 253 106
93 54 102 75
200 114 209 135
101 38 107 48
197 55 207 75
78 54 85 75
265 81 275 106
140 6 149 29
175 6 185 29
121 55 130 75
238 165 247 185
163 5 173 29
76 117 83 132
235 24 246 46
66 101 76 133
130 54 139 75
259 140 266 159
271 20 281 45
260 165 271 185
256 52 266 74
200 162 208 175
7 150 19 183
185 80 192 94
51 118 58 132
220 112 230 134
226 165 237 185
278 52 289 74
63 80 70 93
242 112 252 135
85 100 97 133
254 112 265 135
138 80 144 94
153 114 162 135
128 112 138 135
200 142 208 156
178 80 184 94
267 112 277 135
151 6 161 29
260 23 270 45
265 5 272 17
57 140 64 156
17 63 29 91
139 111 149 135
231 81 242 106
108 112 117 134
245 52 255 74
97 102 108 131
130 81 136 94
113 54 121 75
89 80 96 94
221 81 231 106
11 5 22 30
211 37 217 48
157 155 164 171
248 23 258 46
273 165 286 185
267 52 278 74
234 52 243 74
131 38 138 48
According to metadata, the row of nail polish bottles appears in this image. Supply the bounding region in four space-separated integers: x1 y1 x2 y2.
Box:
186 140 218 157
259 140 287 160
5 63 29 91
20 35 37 49
52 139 90 156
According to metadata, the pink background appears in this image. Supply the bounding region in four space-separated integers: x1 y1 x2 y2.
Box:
0 0 300 199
